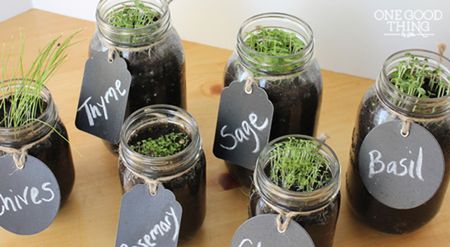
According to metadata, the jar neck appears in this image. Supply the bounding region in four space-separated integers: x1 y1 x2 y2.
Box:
254 135 340 212
376 49 450 121
0 82 58 148
119 105 201 179
236 12 315 76
96 0 171 47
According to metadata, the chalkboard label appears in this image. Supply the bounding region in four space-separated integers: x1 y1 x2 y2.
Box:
359 121 445 209
213 81 273 170
76 51 131 143
0 155 61 235
231 214 315 247
116 184 182 247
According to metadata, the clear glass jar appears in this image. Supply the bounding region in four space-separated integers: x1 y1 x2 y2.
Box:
0 82 75 205
250 135 340 247
347 49 450 233
118 105 206 240
91 0 186 153
224 13 322 188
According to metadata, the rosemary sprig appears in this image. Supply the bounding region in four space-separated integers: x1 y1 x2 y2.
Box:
0 33 77 128
268 137 331 192
390 53 450 98
131 132 190 157
107 0 160 28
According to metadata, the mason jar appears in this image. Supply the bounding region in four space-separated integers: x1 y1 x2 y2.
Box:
0 82 75 205
224 13 322 188
347 49 450 233
118 105 206 240
250 135 340 247
91 0 186 154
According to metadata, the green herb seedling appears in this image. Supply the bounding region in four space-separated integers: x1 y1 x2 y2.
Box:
131 132 190 157
107 0 161 28
389 53 450 98
0 33 77 129
268 137 332 192
244 27 305 74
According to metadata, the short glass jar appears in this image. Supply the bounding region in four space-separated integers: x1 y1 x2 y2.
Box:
224 13 323 188
118 105 206 240
347 49 450 233
91 0 186 153
0 82 75 205
250 135 340 247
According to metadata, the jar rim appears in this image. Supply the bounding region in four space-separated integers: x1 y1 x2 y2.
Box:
96 0 170 32
238 12 314 60
254 134 341 209
119 104 199 164
381 49 450 103
0 79 54 132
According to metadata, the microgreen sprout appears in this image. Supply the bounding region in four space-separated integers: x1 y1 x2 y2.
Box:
244 27 305 74
131 132 190 157
389 53 450 98
107 0 160 28
268 137 332 192
0 33 77 128
245 27 304 56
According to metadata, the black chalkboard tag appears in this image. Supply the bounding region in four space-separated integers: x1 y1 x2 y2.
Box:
0 155 61 235
213 81 273 170
76 51 131 143
231 214 315 247
115 184 182 247
359 121 445 209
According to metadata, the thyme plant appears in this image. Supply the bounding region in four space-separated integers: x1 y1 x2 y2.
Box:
268 137 332 192
131 132 190 157
107 0 160 28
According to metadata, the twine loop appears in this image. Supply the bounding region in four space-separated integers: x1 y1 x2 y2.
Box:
0 129 54 170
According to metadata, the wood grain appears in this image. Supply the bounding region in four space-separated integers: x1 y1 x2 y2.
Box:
0 9 449 247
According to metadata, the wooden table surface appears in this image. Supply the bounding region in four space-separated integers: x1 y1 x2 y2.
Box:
0 9 449 247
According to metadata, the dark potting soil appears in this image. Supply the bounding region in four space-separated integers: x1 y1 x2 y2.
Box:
92 32 186 154
119 123 206 240
346 93 450 234
224 64 322 188
0 104 75 206
249 191 340 247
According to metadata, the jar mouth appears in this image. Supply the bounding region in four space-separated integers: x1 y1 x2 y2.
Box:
0 79 54 133
238 12 314 60
377 49 450 119
96 0 171 46
119 104 201 177
254 134 340 210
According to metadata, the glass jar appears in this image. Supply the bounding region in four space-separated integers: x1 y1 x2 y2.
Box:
91 0 186 153
118 105 206 240
250 135 340 247
347 49 450 233
224 13 322 188
0 82 75 206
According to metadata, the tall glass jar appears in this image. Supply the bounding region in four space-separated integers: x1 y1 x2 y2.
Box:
118 105 206 240
347 49 450 233
91 0 186 153
0 82 75 205
250 135 340 247
224 13 322 188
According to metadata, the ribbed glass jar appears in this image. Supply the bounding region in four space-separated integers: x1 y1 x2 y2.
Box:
118 105 206 240
224 13 322 189
91 0 186 154
347 49 450 233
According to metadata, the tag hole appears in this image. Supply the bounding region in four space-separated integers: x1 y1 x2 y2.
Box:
401 129 409 137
